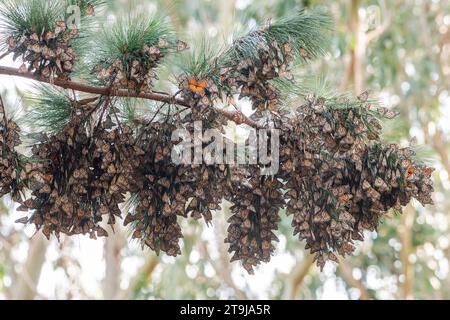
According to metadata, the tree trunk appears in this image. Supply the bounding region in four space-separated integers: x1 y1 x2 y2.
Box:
102 228 124 299
11 234 47 300
349 0 366 94
283 254 315 299
400 204 415 299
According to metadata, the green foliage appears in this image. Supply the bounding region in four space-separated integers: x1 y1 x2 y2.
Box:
25 85 72 134
0 0 64 48
87 15 177 83
175 39 222 84
409 145 435 167
221 8 333 67
0 0 105 70
173 9 335 103
65 0 105 12
117 98 141 124
265 8 333 59
287 75 338 99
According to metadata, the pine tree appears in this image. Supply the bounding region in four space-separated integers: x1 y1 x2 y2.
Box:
0 0 434 273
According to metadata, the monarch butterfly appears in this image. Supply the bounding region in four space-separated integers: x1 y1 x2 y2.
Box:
15 216 28 224
55 21 66 35
358 90 369 102
177 40 189 52
6 36 16 49
338 194 351 202
158 38 168 48
264 178 278 188
97 227 108 237
189 79 207 93
300 48 308 57
407 166 416 177
50 152 58 162
402 159 412 168
423 167 434 177
86 4 95 16
377 107 399 119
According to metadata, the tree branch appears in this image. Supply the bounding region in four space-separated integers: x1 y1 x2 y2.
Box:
365 0 392 44
102 226 125 300
282 253 315 299
338 260 370 300
0 65 259 128
399 203 415 299
10 234 48 300
116 254 159 299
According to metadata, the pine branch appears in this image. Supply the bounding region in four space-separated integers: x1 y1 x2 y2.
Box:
221 8 333 67
0 0 64 43
0 4 436 277
0 65 258 127
175 38 222 84
86 15 178 87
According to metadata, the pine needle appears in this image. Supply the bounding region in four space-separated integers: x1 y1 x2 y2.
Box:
87 14 177 85
221 8 333 67
24 84 72 134
174 38 223 83
0 0 64 51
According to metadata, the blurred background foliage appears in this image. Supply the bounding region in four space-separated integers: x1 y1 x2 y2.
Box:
1 0 450 300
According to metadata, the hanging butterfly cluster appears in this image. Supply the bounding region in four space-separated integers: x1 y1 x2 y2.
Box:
124 122 185 256
225 171 284 274
0 4 436 273
220 34 295 117
14 105 142 240
0 99 25 198
278 94 434 269
124 116 232 256
7 20 79 79
96 39 188 92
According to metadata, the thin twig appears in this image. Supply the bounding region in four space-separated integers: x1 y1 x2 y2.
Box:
111 98 123 132
135 102 168 142
149 102 167 124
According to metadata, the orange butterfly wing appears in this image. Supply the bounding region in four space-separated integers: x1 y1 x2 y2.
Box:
197 80 207 90
189 79 198 91
189 79 207 93
423 167 434 177
407 167 416 177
